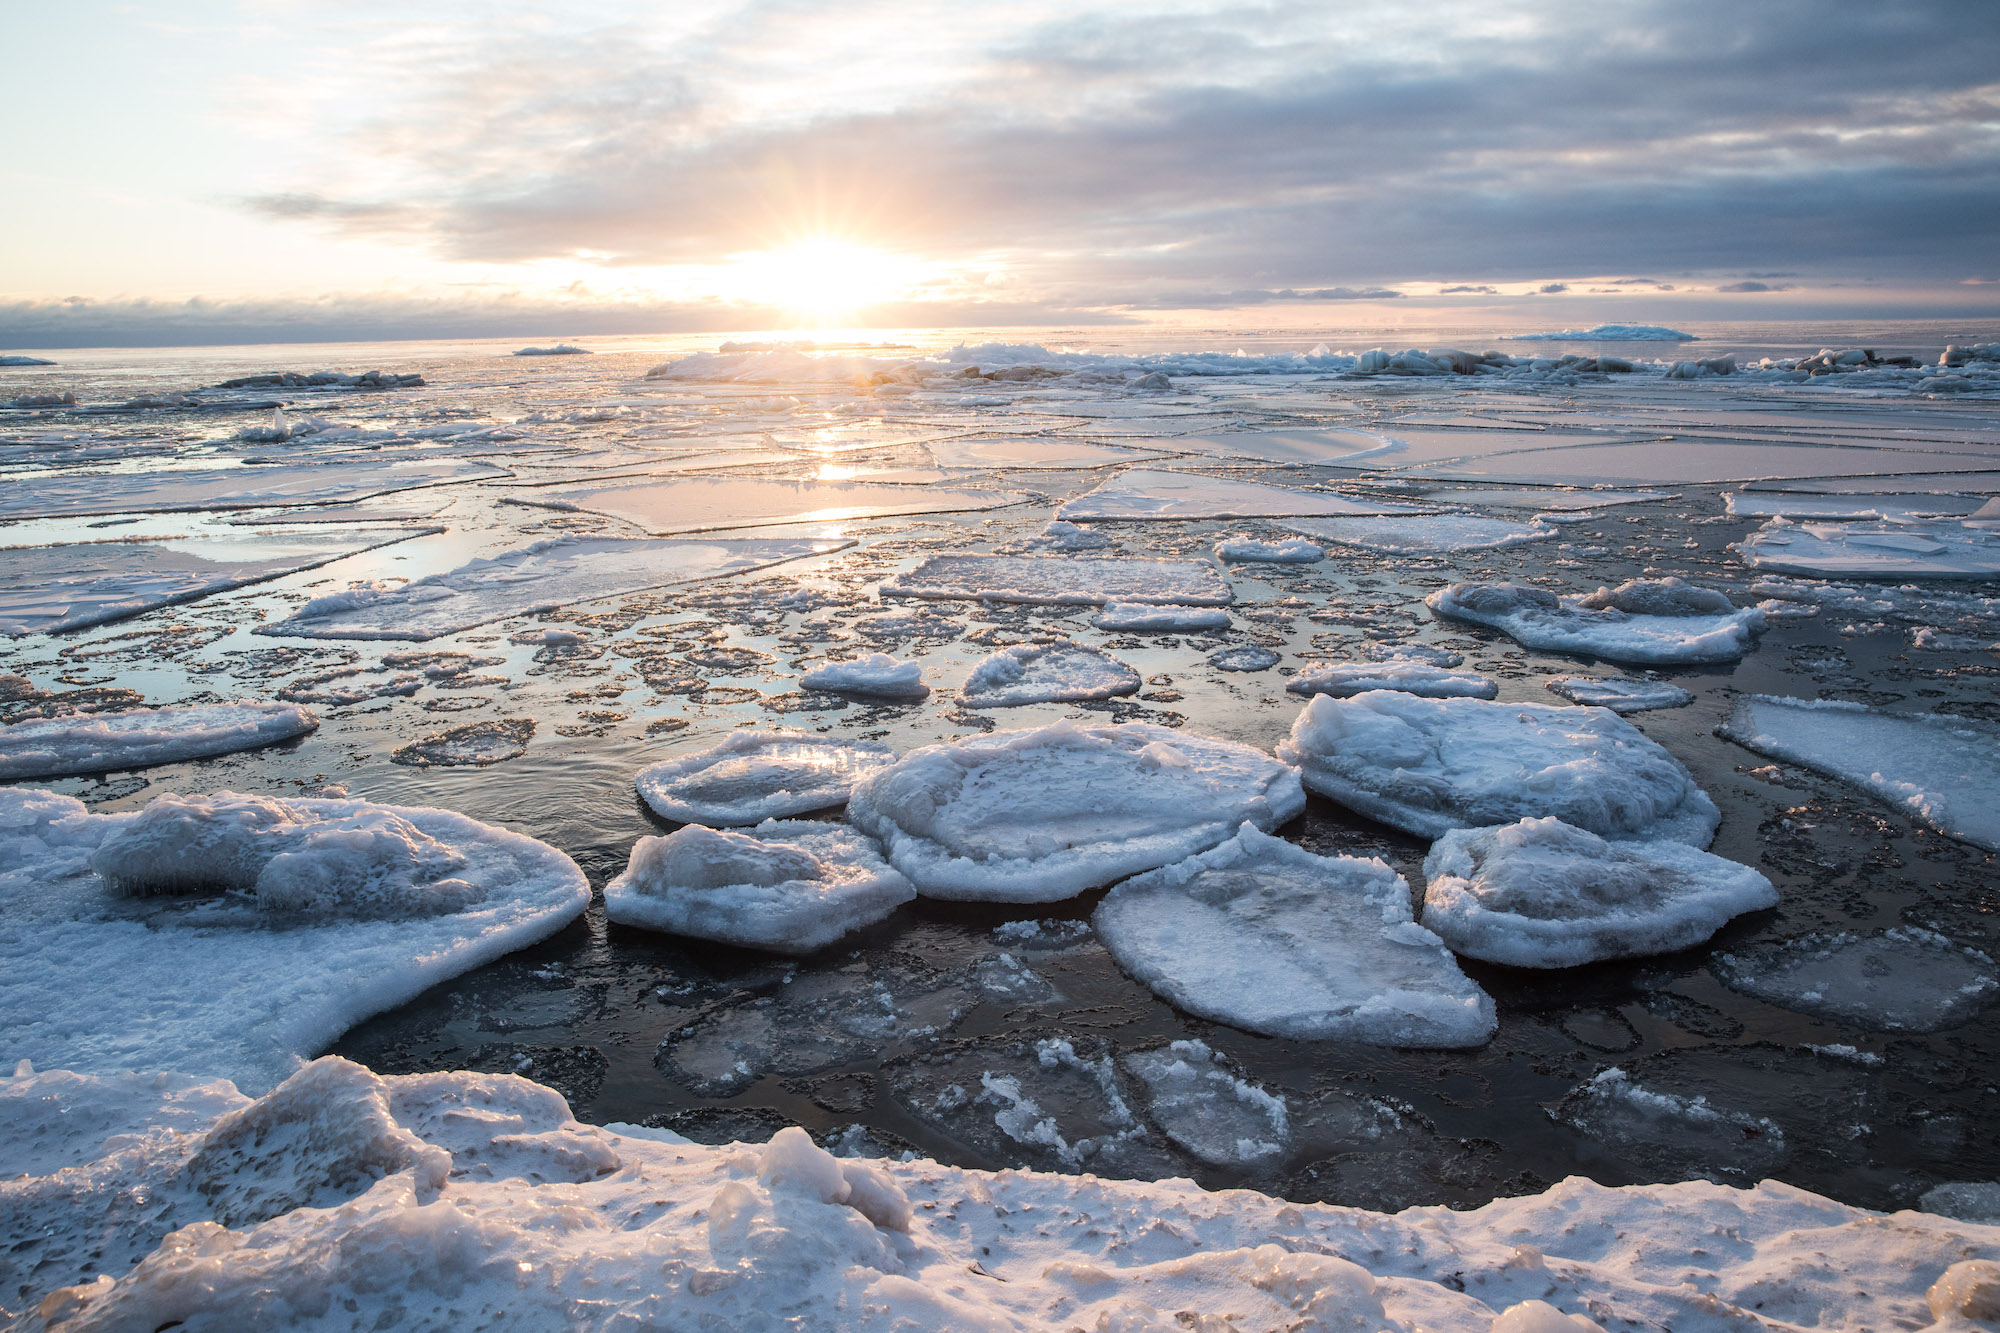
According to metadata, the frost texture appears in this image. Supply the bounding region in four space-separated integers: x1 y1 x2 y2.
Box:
636 730 897 825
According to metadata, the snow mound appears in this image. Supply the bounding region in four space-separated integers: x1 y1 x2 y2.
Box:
1121 1040 1289 1166
801 653 929 701
1712 928 1999 1032
0 702 318 780
1094 602 1232 632
1291 515 1558 554
1505 325 1695 341
1427 579 1766 665
1216 537 1324 563
1279 692 1719 845
0 788 588 1090
1737 517 2000 579
1719 695 2000 850
1095 826 1496 1047
1547 677 1694 712
961 640 1141 707
883 554 1232 607
636 730 897 825
1287 661 1498 700
1420 817 1776 968
1061 470 1419 521
847 720 1306 902
605 820 914 955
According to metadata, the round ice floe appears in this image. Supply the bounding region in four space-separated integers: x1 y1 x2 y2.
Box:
1093 603 1231 632
1711 928 1999 1032
1095 827 1495 1047
1286 661 1498 700
636 730 896 825
1120 1040 1290 1166
1426 578 1766 665
1278 691 1719 846
960 640 1140 707
0 701 319 781
846 719 1305 902
1214 537 1323 563
1420 818 1776 968
1209 645 1281 672
1546 676 1693 713
800 653 929 701
605 821 914 955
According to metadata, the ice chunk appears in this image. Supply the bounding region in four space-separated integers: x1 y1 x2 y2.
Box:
1209 645 1280 672
961 640 1141 707
1547 677 1694 712
1291 515 1558 553
0 458 504 520
1032 519 1113 550
1094 826 1496 1047
0 702 319 780
1921 1182 2000 1225
1215 537 1324 563
1120 1040 1289 1166
1712 928 1998 1032
847 720 1305 901
1287 661 1498 700
636 730 896 825
1553 1068 1787 1182
800 653 929 701
1093 602 1232 632
0 354 56 366
1420 817 1776 968
1737 517 2000 579
520 474 1027 534
1719 695 2000 850
605 821 914 955
1059 469 1421 520
882 554 1231 607
390 718 533 767
1427 579 1766 665
1279 692 1719 845
261 535 849 641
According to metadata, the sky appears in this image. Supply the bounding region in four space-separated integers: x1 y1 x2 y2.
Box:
3 0 1998 346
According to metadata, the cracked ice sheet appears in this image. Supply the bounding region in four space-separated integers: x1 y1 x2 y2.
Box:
1438 488 1671 511
517 474 1027 533
882 555 1231 607
926 437 1172 470
259 535 852 641
0 458 507 519
1122 427 1404 466
1059 469 1426 521
0 529 438 635
1722 493 1989 520
1737 519 2000 579
1404 442 2000 486
1290 515 1557 554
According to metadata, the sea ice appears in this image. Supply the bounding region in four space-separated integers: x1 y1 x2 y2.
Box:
1143 428 1406 466
1719 695 2000 850
1291 515 1558 554
391 718 534 767
1420 817 1777 968
1059 469 1422 521
1032 519 1112 549
800 653 929 701
1094 826 1497 1047
1736 517 2000 579
1723 492 1989 520
846 719 1305 901
261 535 849 641
1209 645 1280 672
1553 1068 1787 1183
0 788 587 1089
513 344 590 355
1093 602 1232 632
882 554 1231 606
1120 1040 1289 1166
0 458 504 520
0 355 56 366
604 821 915 955
1505 325 1695 341
1215 537 1324 562
0 702 319 780
520 474 1027 534
1444 488 1671 511
1287 661 1499 700
1279 692 1719 845
960 640 1141 707
927 437 1166 469
1712 928 1998 1032
1548 677 1694 712
1427 579 1766 665
636 730 897 825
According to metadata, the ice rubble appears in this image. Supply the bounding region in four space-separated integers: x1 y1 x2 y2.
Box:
513 344 590 355
0 702 319 780
1215 536 1323 563
1095 826 1496 1047
1291 515 1558 554
1420 817 1777 968
0 458 503 520
882 554 1231 607
1427 579 1767 665
1737 517 2000 578
636 730 897 825
1286 661 1499 700
800 653 930 701
1712 929 1999 1032
1505 325 1696 341
521 474 1028 534
1121 1040 1290 1166
261 535 849 641
604 821 914 955
1059 469 1421 521
1547 677 1694 712
1032 518 1113 550
1093 602 1232 632
846 720 1305 901
1279 692 1720 845
0 788 588 1089
1719 695 2000 850
960 640 1141 707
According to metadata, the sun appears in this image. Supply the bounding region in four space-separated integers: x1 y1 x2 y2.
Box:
717 240 918 327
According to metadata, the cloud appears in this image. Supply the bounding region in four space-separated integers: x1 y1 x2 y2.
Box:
1537 283 1570 294
1438 285 1499 294
1717 280 1793 292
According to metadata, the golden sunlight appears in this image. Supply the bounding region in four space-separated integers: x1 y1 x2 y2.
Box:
716 241 920 326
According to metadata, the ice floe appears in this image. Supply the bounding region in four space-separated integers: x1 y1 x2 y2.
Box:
1427 579 1766 665
927 437 1166 469
1279 692 1719 845
1095 826 1497 1047
1060 469 1421 521
1215 536 1323 562
1553 1067 1787 1182
1444 488 1671 511
1737 517 2000 578
1719 695 2000 850
1420 817 1777 968
1208 645 1281 672
636 730 897 825
1723 492 1990 520
1291 515 1558 554
261 535 849 641
800 653 930 701
846 720 1305 901
0 458 503 520
0 702 319 780
604 821 914 955
1093 602 1232 632
1547 677 1694 712
1712 928 1999 1032
1287 660 1498 699
1144 428 1408 466
883 554 1231 606
961 640 1141 707
0 788 588 1088
391 718 534 767
1120 1040 1289 1166
521 474 1027 534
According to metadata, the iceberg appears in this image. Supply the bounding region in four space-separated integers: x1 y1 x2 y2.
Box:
0 702 319 780
960 640 1141 707
1427 579 1766 665
0 354 57 366
1287 660 1498 700
883 554 1231 607
636 730 897 825
1060 469 1422 521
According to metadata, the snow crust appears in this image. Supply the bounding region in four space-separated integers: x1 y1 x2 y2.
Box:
1421 817 1777 968
1713 928 1999 1032
605 821 915 954
1093 602 1232 632
1427 579 1766 664
1547 677 1695 712
1279 692 1720 845
1291 515 1558 553
801 653 930 700
1096 826 1497 1047
960 640 1141 707
1215 536 1324 562
883 554 1232 606
0 702 319 780
1060 470 1420 520
1737 517 2000 578
846 720 1306 901
1287 661 1499 700
636 730 897 825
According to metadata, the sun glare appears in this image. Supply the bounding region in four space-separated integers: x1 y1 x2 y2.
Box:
718 241 917 327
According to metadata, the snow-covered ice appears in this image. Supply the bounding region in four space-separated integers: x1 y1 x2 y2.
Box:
636 730 898 825
1059 469 1420 521
1279 692 1720 845
1547 677 1695 712
1420 817 1777 968
846 720 1305 901
800 653 930 700
1120 1040 1289 1166
1287 661 1499 700
1215 536 1323 562
1031 518 1112 550
1093 602 1232 632
883 554 1231 606
1719 695 2000 850
1737 517 2000 578
1712 928 1999 1032
604 821 915 955
521 475 1027 534
960 640 1141 707
1292 514 1558 553
1427 579 1767 665
0 702 319 780
1094 826 1497 1047
1208 645 1281 672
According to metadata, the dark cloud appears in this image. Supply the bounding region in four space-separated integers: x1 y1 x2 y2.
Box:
1438 285 1499 294
1537 283 1570 294
1717 280 1792 292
